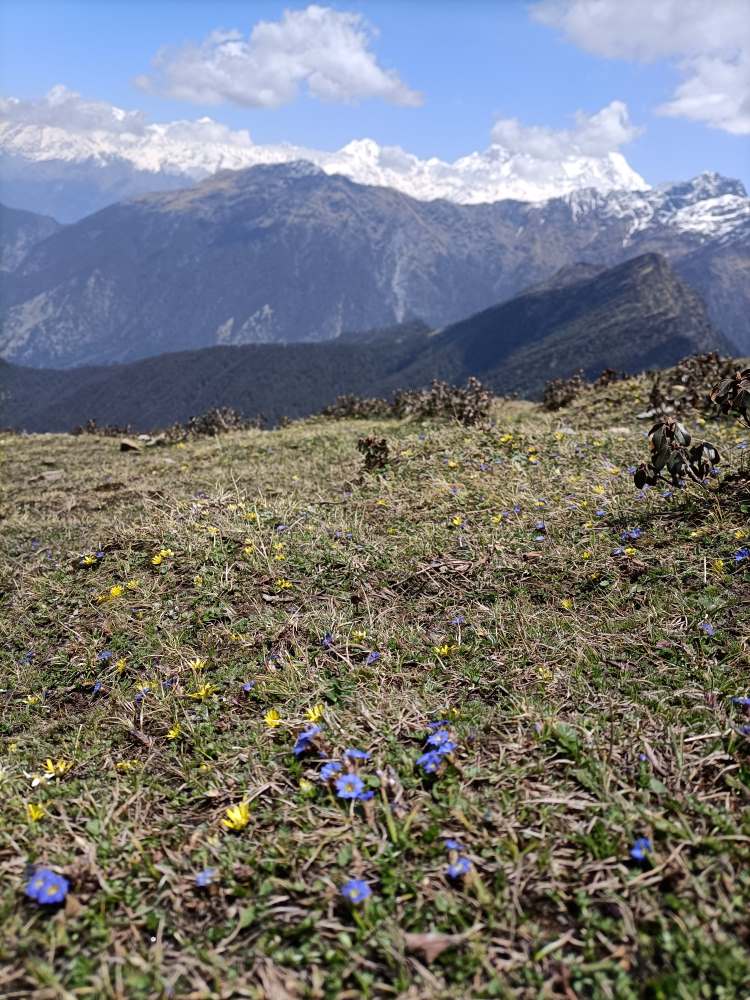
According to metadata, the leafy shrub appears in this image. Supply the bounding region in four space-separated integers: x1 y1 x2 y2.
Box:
162 408 265 443
357 436 389 472
643 352 737 417
71 418 133 437
322 378 492 427
542 372 587 411
634 416 720 488
710 367 750 426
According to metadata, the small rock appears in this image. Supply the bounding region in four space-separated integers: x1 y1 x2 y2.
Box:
120 438 141 452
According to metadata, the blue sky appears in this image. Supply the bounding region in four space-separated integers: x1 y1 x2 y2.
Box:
1 0 748 188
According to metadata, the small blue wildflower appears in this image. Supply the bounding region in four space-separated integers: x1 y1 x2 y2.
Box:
97 650 113 662
595 509 606 517
365 651 381 665
340 878 371 904
91 680 103 696
276 524 289 533
478 463 491 472
426 729 454 749
612 547 624 556
21 651 34 664
320 761 343 781
294 725 322 757
321 632 334 649
449 486 459 495
446 856 472 878
734 547 750 563
739 725 750 736
443 838 464 851
427 720 450 729
95 550 105 559
626 466 637 474
534 520 546 532
449 615 465 625
345 748 370 761
195 868 216 887
417 750 445 774
134 687 149 705
621 528 642 542
513 504 521 514
242 681 256 693
699 622 716 636
629 837 652 861
25 868 69 905
638 753 649 763
731 696 750 706
335 774 365 799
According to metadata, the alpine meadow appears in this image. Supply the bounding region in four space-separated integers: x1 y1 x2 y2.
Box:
1 2 750 998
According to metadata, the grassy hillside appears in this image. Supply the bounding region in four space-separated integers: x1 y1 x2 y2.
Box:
1 371 750 998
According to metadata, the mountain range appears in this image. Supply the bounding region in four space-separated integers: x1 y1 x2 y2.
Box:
1 252 729 432
0 163 748 372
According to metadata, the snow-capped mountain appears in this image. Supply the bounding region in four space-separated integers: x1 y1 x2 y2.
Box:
1 161 748 369
0 89 648 221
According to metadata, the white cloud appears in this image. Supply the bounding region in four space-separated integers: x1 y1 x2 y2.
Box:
136 5 422 108
0 84 147 134
491 100 639 159
531 0 750 134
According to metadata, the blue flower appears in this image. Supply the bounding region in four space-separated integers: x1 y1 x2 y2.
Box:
91 680 103 695
321 632 334 649
320 761 343 781
734 547 750 563
699 622 716 636
335 774 365 799
345 747 370 761
446 856 472 878
426 728 452 748
427 720 450 729
357 790 375 801
443 838 464 851
621 528 642 542
294 725 321 757
25 868 69 905
195 868 216 887
731 696 750 706
449 615 466 625
365 651 381 665
417 750 445 774
629 837 652 861
242 681 255 693
595 509 606 517
340 878 371 904
97 650 113 662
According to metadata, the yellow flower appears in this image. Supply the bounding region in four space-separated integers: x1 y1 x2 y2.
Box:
115 657 127 673
433 643 459 657
499 433 513 444
561 598 573 610
116 759 142 772
264 708 281 728
623 546 637 557
125 579 140 590
274 553 286 561
160 548 174 558
82 554 96 566
206 526 218 536
528 453 539 464
351 629 367 642
298 778 315 795
24 694 41 705
109 584 124 599
712 558 726 576
306 703 325 722
26 802 46 822
96 592 110 603
274 578 294 590
375 498 388 507
553 431 565 441
593 439 604 447
189 657 207 671
592 485 605 495
193 575 204 587
244 511 259 522
491 514 503 524
222 801 251 831
447 460 459 469
582 550 592 560
242 545 254 556
188 683 217 701
451 516 463 527
735 530 748 541
537 665 553 684
151 554 163 566
43 758 72 778
167 723 181 740
7 742 18 753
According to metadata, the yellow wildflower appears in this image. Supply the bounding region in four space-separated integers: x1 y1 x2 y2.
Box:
125 579 140 590
115 657 127 673
188 683 217 701
306 703 325 723
447 460 459 469
528 453 539 464
24 694 41 705
264 708 281 728
433 643 459 657
582 550 592 560
244 511 259 522
167 723 181 740
375 498 388 507
82 554 97 566
592 485 605 495
116 760 142 772
242 545 254 556
43 758 72 778
351 629 367 642
623 546 637 557
193 575 204 587
26 802 46 823
160 548 174 558
151 554 163 566
491 514 503 524
735 529 748 541
109 584 124 599
451 516 463 527
499 433 513 444
274 578 294 590
561 598 573 610
553 431 565 441
189 657 207 671
222 801 251 831
299 778 315 795
712 558 726 576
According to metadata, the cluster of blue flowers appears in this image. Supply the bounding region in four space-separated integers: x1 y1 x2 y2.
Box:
417 722 457 774
25 868 69 905
443 838 472 879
